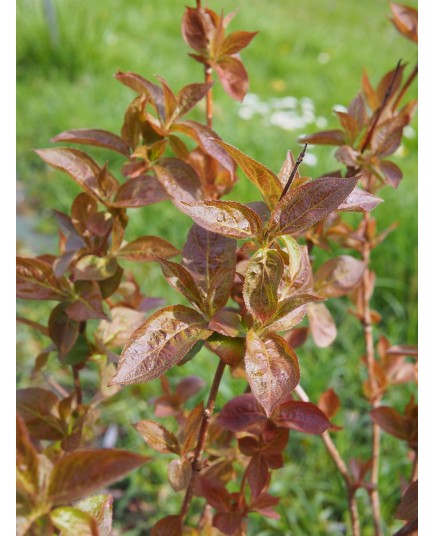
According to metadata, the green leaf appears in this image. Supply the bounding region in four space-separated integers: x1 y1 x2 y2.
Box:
245 331 300 417
109 306 212 385
50 507 98 536
75 495 113 536
243 248 283 323
181 199 263 239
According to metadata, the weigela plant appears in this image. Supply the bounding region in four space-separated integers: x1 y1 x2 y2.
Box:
17 2 417 535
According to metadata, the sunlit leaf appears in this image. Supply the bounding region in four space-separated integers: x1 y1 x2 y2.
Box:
182 199 263 239
269 176 359 236
118 236 179 262
245 331 300 417
243 248 283 323
110 306 212 385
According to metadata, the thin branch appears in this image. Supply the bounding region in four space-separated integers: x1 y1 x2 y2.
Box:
294 384 360 536
205 65 213 128
361 211 383 536
72 366 83 405
279 143 307 200
180 359 226 522
44 375 69 398
392 64 418 112
393 519 418 536
410 451 418 482
360 60 402 154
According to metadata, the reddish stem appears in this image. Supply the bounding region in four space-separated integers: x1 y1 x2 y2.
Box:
205 65 213 128
392 64 418 112
295 385 360 536
360 60 402 154
361 212 383 536
180 359 226 522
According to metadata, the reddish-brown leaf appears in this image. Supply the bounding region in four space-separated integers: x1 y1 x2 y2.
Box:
243 248 283 323
175 82 213 120
151 515 183 536
390 3 418 43
17 257 69 301
182 224 237 316
35 148 103 201
245 331 300 417
16 414 40 498
176 126 231 178
314 255 365 298
196 478 232 511
115 71 165 118
216 140 282 208
154 158 203 204
17 388 64 441
371 115 408 157
338 188 383 212
370 406 411 441
276 401 332 434
110 306 212 385
218 393 266 432
396 481 418 520
379 160 403 188
110 176 169 208
266 294 322 332
66 281 108 321
298 130 346 146
270 176 359 236
49 304 79 356
213 512 243 535
335 111 360 145
180 402 204 454
134 420 180 454
47 449 150 505
249 493 280 519
118 236 179 262
317 388 341 420
246 454 269 498
168 459 192 492
209 310 244 338
307 302 337 348
52 129 130 157
159 258 204 311
206 334 245 367
181 199 263 240
181 6 209 54
213 55 249 102
219 30 258 56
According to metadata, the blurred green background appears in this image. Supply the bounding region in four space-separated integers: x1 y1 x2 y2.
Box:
17 0 417 534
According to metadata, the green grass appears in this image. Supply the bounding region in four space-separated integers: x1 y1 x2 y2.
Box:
17 0 417 534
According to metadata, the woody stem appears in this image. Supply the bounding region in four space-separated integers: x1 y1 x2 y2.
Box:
295 384 360 536
180 358 226 522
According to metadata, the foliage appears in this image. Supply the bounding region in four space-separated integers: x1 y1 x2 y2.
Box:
17 1 417 535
